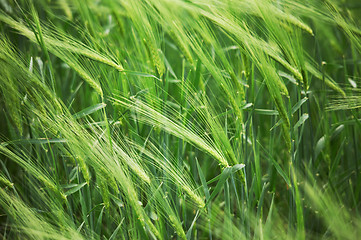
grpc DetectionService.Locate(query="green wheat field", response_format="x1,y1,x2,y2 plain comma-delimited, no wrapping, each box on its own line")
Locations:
1,0,361,239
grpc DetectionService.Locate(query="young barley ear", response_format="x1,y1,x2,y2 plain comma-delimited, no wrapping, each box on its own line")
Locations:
75,156,90,184
228,92,244,126
275,96,291,152
182,185,205,209
38,175,67,201
0,14,123,73
0,174,14,188
276,76,289,97
261,61,291,151
97,173,110,210
276,57,303,82
168,215,187,240
58,0,73,21
2,79,23,135
22,68,63,113
229,71,245,102
305,62,346,97
126,182,161,239
281,123,291,152
169,30,194,65
7,99,23,135
84,51,124,72
144,36,165,76
64,59,103,98
27,91,47,115
99,166,119,194
274,9,313,36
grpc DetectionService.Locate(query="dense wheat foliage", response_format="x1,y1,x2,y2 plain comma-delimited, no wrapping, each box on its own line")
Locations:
1,0,361,239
